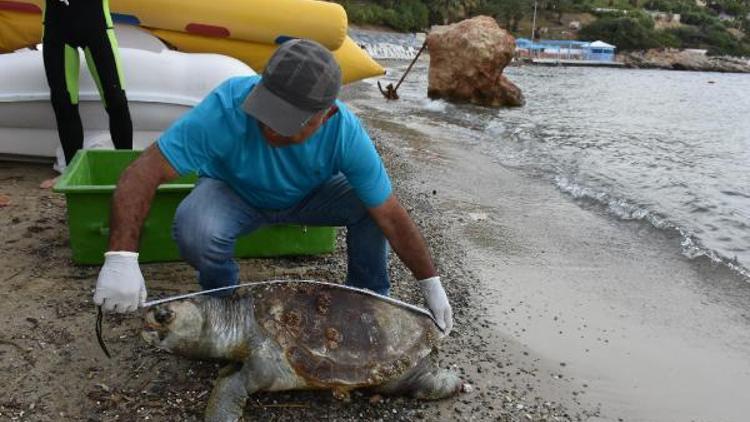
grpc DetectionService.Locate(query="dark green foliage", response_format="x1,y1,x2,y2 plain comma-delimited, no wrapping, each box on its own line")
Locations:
680,11,724,27
338,0,430,31
652,28,682,47
711,0,750,16
630,10,656,29
668,24,750,55
578,17,661,50
335,0,750,57
479,0,533,31
642,0,698,14
386,0,431,31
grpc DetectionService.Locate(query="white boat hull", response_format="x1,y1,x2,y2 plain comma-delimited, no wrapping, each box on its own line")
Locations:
0,101,191,165
0,25,255,169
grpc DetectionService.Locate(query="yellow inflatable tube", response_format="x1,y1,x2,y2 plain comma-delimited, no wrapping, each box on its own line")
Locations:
0,10,40,52
17,0,347,50
153,29,384,84
0,9,384,83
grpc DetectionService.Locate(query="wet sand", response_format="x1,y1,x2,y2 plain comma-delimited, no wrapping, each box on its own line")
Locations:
353,100,750,422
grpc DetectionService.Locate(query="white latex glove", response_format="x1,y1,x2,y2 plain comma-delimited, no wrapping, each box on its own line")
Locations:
94,251,147,313
419,276,453,335
58,0,69,5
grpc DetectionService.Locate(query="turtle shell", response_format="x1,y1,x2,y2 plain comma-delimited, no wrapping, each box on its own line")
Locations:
248,282,441,388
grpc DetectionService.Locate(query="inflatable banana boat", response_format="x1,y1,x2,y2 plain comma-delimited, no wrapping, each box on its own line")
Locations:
0,0,384,83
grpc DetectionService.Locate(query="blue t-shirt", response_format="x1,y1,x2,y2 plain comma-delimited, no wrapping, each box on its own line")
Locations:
157,76,392,210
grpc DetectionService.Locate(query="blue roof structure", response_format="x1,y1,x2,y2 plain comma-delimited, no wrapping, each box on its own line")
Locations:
515,38,617,62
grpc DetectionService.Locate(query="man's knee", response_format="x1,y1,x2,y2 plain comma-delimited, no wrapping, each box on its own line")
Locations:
174,225,234,268
173,204,231,266
346,277,390,296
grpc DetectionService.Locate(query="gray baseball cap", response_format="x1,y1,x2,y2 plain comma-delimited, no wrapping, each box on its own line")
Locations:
243,39,342,137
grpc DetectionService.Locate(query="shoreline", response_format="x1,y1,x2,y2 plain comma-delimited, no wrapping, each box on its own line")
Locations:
348,27,750,74
343,74,750,421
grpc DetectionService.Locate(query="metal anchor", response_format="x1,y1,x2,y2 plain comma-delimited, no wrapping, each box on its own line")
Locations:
378,41,427,100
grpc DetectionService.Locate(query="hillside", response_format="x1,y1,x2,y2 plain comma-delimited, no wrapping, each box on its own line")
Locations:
333,0,750,56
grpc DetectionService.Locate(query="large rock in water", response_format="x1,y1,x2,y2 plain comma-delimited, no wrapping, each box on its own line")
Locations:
426,16,524,107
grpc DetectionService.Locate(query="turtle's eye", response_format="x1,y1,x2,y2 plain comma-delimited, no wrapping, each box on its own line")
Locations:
154,307,175,325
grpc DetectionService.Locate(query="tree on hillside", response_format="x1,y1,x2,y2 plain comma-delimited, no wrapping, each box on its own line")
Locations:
578,17,661,50
425,0,481,24
546,0,572,23
482,0,533,31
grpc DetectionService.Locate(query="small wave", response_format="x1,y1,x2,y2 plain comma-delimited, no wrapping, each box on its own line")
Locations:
419,98,448,113
352,41,421,60
555,176,668,228
720,189,750,199
554,175,750,280
349,30,422,60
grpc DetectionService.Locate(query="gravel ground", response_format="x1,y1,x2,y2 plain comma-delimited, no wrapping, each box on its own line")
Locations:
0,109,597,421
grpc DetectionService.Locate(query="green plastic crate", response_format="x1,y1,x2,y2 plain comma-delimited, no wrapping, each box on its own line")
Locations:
53,150,336,264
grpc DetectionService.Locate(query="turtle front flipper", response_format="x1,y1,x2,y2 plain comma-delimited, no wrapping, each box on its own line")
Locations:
375,359,463,400
205,339,304,421
205,363,252,422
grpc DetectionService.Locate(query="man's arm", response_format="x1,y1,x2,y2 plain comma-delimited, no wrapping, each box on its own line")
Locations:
368,195,453,334
108,144,179,251
367,195,436,280
93,144,178,313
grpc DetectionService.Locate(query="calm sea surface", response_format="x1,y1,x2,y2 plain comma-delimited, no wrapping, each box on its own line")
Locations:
348,60,750,279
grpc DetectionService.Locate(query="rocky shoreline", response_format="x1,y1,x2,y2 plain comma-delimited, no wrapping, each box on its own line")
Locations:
619,49,750,73
351,26,750,74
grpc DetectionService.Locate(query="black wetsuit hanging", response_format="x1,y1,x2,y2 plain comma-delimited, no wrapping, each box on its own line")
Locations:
43,0,132,165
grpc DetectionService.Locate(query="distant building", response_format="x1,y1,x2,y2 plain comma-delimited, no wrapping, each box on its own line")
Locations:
515,38,617,62
583,41,616,61
592,7,629,14
646,10,681,23
685,48,708,55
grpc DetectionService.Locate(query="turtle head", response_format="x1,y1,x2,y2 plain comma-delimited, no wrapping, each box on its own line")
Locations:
142,299,209,358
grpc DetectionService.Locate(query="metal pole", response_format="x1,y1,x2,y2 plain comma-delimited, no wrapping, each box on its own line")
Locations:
393,41,427,92
531,0,538,41
377,40,427,100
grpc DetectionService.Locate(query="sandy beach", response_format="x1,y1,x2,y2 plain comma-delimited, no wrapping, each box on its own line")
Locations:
1,74,750,421
342,71,750,422
365,117,750,422
0,85,595,420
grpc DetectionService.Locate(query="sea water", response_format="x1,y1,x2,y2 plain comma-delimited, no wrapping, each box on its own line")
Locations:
347,58,750,281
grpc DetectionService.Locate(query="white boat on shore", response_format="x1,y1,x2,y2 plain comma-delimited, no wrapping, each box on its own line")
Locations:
0,24,255,170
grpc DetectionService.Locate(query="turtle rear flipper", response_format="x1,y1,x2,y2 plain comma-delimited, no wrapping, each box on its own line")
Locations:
375,359,463,400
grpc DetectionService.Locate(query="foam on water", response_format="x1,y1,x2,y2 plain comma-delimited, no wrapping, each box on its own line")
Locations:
359,43,421,60
554,175,750,279
344,49,750,281
419,98,448,113
349,30,422,60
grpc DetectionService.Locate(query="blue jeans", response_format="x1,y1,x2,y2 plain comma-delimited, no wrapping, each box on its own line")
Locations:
172,175,390,295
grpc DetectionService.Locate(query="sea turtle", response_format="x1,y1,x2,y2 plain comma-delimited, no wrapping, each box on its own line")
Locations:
141,280,464,421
